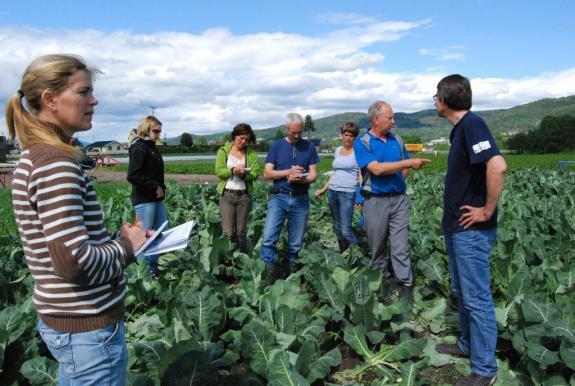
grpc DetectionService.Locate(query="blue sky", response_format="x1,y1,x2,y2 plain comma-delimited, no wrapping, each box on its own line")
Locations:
1,0,574,141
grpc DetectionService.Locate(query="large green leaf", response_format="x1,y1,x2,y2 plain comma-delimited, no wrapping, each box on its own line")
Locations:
560,340,575,370
0,304,27,347
306,347,342,383
548,318,575,342
267,278,310,312
494,358,530,385
350,296,377,332
241,320,275,375
276,332,297,350
274,305,297,334
311,273,346,314
157,338,204,378
380,339,427,362
128,313,165,340
187,286,223,341
423,339,454,367
298,317,327,340
521,300,559,324
399,360,426,386
229,304,258,324
526,342,560,369
19,357,58,385
507,265,531,301
417,256,447,284
267,351,310,386
331,267,351,292
239,256,266,304
348,274,372,306
343,324,375,360
294,339,316,376
556,267,575,294
375,300,411,322
172,318,193,343
259,293,276,326
421,298,447,321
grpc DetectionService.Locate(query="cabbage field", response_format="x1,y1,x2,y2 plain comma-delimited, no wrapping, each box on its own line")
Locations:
0,169,574,385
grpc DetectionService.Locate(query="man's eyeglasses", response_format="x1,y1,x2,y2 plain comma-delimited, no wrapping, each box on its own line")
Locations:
292,144,296,159
433,94,438,101
152,129,162,134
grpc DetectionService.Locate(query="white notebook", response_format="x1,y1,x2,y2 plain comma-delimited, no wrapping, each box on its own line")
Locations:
135,220,168,256
142,220,196,256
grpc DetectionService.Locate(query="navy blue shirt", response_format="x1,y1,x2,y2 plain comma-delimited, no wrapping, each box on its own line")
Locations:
354,130,410,194
265,138,319,193
443,111,501,233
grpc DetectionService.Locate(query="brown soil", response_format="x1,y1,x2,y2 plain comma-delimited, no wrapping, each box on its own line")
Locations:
91,169,219,185
419,364,463,384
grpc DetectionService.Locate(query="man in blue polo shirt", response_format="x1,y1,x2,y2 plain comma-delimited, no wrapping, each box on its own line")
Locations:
433,75,507,386
354,100,430,300
260,113,319,283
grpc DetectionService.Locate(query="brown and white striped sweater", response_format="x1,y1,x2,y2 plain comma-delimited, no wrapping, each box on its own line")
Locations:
11,143,134,333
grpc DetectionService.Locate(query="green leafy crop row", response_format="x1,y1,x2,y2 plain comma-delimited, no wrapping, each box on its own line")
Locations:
0,169,574,385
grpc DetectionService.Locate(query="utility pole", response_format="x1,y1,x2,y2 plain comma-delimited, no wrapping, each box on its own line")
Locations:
149,105,159,116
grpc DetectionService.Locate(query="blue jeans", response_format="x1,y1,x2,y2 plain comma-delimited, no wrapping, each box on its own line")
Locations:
38,319,128,385
134,201,168,274
260,193,310,265
327,189,358,245
444,229,498,377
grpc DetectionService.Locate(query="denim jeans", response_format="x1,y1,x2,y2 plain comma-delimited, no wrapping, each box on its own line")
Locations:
444,229,498,377
134,201,168,274
327,189,358,245
260,193,310,265
38,319,128,386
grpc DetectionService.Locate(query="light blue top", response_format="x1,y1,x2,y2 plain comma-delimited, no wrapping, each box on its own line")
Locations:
329,146,359,193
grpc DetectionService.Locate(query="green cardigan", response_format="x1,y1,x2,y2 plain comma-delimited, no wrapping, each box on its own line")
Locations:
215,143,262,195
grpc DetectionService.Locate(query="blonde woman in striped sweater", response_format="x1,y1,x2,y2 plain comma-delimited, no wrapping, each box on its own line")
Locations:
6,54,149,385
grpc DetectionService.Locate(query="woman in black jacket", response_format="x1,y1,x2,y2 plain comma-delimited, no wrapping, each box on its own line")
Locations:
127,116,167,277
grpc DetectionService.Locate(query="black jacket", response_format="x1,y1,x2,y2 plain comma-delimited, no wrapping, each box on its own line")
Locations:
127,139,165,205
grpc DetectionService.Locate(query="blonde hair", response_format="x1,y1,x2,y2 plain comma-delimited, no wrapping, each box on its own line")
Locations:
136,116,162,138
5,54,100,154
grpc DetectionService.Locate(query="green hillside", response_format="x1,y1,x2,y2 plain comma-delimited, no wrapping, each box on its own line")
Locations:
167,95,575,143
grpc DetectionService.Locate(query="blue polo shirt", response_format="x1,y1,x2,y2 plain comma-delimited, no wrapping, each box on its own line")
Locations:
443,111,501,233
354,130,409,194
265,138,319,193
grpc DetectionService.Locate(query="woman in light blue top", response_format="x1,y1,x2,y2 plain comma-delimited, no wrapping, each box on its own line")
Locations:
315,122,360,252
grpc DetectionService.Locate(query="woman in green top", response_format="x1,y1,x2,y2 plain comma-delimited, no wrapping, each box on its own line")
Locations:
215,123,261,252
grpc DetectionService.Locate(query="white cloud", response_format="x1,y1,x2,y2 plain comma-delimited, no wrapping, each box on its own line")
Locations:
0,20,574,142
317,12,378,25
419,45,468,61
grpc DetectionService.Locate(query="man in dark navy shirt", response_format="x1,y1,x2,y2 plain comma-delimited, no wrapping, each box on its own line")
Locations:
260,113,319,283
433,74,507,386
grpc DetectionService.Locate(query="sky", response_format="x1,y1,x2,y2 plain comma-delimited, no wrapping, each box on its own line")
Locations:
0,0,574,142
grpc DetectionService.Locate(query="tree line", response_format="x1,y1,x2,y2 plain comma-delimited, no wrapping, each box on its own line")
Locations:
507,115,575,153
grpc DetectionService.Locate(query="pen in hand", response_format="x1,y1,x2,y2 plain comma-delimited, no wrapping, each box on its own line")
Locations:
131,214,141,227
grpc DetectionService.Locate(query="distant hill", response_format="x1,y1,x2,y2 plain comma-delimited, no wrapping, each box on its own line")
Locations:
164,95,575,143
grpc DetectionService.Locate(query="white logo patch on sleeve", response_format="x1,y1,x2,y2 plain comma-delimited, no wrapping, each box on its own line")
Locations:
472,141,491,154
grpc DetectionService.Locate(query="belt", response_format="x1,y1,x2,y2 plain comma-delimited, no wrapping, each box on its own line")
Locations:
271,188,308,197
223,188,248,195
360,190,404,198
